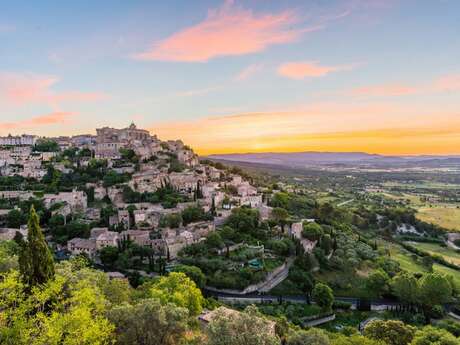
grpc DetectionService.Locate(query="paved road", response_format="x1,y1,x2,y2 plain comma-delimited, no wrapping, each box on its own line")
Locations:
337,199,355,207
204,290,400,309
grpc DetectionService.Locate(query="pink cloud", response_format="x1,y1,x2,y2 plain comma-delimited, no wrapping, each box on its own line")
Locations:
235,63,264,81
434,74,460,92
277,61,353,79
0,72,107,108
350,74,460,97
352,83,418,97
133,2,319,62
0,112,75,131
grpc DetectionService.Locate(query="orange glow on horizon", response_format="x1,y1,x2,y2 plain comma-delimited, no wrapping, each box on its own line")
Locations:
150,106,460,156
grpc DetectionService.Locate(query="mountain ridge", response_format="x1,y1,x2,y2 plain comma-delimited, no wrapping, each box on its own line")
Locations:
206,152,460,167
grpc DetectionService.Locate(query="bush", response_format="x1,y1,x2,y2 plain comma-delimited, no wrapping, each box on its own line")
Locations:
431,304,445,319
332,300,352,310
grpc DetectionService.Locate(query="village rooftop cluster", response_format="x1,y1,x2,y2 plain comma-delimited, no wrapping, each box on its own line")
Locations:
0,123,278,267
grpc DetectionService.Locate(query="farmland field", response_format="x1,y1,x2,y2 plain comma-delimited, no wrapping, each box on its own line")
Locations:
386,241,460,288
416,206,460,231
407,242,460,266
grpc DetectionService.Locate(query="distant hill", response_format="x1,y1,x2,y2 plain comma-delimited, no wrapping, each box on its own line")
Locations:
206,152,460,168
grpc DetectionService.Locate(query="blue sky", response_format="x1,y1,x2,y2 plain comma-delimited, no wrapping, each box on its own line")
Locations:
1,0,460,154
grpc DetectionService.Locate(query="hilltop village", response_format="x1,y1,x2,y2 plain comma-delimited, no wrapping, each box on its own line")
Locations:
0,124,278,271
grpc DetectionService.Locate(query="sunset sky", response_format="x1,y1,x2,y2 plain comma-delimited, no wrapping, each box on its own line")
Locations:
1,0,460,155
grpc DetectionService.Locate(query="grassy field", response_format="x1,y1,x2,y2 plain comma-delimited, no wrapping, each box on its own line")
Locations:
382,181,460,190
379,192,425,206
416,206,460,231
385,241,460,288
407,242,460,266
435,264,460,287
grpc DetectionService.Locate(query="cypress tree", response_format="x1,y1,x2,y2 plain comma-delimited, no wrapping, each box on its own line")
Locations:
19,206,55,286
211,197,216,216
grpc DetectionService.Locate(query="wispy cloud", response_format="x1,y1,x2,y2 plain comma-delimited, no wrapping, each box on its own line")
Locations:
0,72,108,110
133,1,321,62
0,112,75,131
235,63,264,81
277,61,355,80
350,73,460,97
175,86,220,97
351,83,418,97
433,74,460,92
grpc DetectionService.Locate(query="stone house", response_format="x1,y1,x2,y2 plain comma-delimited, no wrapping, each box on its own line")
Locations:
93,229,119,249
130,170,164,193
43,189,87,212
0,228,27,241
240,195,263,208
237,182,257,197
67,238,97,258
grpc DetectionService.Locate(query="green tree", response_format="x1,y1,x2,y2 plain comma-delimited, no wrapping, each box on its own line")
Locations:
421,256,434,272
290,268,315,303
320,234,333,255
102,277,132,305
205,232,225,249
411,326,459,345
391,272,419,305
0,266,114,345
6,209,25,228
159,213,182,228
302,222,323,241
0,241,19,272
150,272,204,316
271,207,289,225
107,298,188,345
99,246,119,268
181,205,206,225
418,273,452,308
33,138,60,152
225,207,260,233
173,265,206,289
287,328,330,345
207,305,280,345
18,206,54,286
366,269,390,298
312,282,334,312
270,192,289,209
103,170,128,188
364,320,416,345
332,334,384,345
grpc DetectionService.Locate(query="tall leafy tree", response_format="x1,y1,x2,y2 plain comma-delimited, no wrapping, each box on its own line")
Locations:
364,320,415,345
150,272,204,316
207,305,280,345
418,273,452,307
108,299,188,345
312,283,334,312
366,269,390,298
391,272,419,306
19,206,54,286
411,326,459,345
0,266,114,345
418,273,453,320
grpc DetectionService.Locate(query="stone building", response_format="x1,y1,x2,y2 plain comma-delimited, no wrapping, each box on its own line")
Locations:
0,134,37,146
